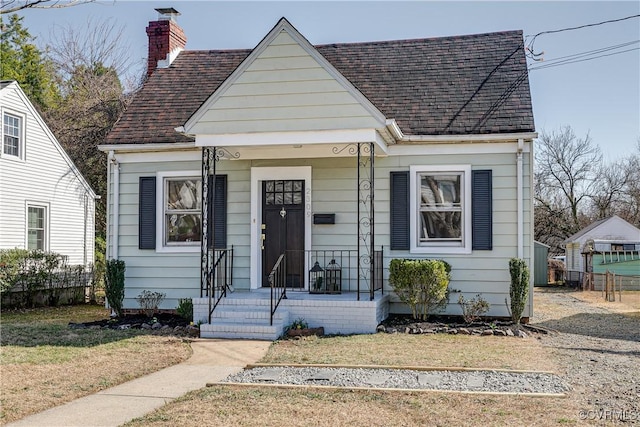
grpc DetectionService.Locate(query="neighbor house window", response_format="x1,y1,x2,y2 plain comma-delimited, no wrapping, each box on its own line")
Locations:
410,165,472,254
3,113,22,158
27,205,47,250
164,177,202,245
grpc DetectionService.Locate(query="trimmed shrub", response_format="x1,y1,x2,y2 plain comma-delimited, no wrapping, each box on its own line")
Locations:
507,258,530,324
105,259,126,317
176,298,193,321
389,259,451,320
0,249,84,308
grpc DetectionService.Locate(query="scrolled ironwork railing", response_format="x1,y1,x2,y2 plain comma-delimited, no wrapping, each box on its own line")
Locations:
269,253,287,326
283,249,384,300
206,247,234,323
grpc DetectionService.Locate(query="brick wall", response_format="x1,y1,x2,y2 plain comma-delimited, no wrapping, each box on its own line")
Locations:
146,19,187,78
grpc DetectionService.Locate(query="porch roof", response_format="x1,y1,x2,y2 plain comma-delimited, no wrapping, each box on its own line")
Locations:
105,29,534,145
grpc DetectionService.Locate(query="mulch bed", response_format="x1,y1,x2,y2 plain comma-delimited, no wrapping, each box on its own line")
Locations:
377,314,542,337
68,313,199,337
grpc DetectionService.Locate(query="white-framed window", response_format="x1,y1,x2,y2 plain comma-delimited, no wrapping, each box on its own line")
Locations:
3,111,24,159
410,165,472,254
156,171,202,253
27,204,47,251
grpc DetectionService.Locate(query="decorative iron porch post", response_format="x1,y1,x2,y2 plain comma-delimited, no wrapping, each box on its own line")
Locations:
356,142,375,301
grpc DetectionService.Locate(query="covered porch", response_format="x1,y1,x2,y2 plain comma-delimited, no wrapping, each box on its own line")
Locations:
196,140,387,339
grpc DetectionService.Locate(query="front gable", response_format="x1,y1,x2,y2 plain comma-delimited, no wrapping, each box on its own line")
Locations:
184,18,387,141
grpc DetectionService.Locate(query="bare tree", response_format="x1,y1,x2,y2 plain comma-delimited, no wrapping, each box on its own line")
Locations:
46,17,141,92
43,17,141,237
588,159,629,219
1,0,93,14
535,126,602,233
617,141,640,226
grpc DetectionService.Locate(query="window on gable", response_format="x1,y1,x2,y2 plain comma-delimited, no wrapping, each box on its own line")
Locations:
410,165,472,254
3,113,22,158
164,177,202,245
27,205,47,250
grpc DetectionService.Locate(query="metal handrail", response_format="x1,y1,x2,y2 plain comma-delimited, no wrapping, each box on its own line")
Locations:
269,253,287,325
207,247,233,323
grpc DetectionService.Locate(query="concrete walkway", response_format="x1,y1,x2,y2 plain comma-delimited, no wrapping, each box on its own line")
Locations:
7,339,271,427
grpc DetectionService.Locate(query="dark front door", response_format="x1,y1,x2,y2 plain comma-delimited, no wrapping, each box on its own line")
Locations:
262,180,305,288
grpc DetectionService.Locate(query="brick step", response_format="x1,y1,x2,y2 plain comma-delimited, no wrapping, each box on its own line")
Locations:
200,318,286,340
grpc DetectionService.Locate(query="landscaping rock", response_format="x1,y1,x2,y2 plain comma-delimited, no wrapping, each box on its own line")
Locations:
514,329,527,338
375,314,541,338
186,325,200,338
151,322,162,330
141,323,152,329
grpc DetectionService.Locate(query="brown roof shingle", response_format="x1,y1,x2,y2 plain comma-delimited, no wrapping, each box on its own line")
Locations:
105,30,534,145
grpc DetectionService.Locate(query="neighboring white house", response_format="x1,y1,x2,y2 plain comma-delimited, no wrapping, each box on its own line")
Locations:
564,215,640,282
99,10,536,339
0,81,96,266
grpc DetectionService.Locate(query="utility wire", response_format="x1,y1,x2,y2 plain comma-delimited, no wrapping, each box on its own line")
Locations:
526,14,640,59
530,47,640,71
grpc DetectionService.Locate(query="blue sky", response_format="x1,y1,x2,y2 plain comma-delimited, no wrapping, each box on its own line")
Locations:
17,1,640,160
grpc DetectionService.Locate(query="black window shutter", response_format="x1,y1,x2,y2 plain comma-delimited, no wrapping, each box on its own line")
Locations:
472,169,493,250
390,171,410,250
207,175,227,249
138,177,156,249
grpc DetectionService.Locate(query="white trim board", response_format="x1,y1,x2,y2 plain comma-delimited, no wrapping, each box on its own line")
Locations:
250,166,312,289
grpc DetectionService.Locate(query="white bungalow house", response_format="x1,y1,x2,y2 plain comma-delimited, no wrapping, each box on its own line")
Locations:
99,9,536,339
0,81,96,266
564,215,640,286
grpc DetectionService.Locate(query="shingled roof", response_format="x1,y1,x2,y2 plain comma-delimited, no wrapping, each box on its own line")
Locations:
105,30,534,145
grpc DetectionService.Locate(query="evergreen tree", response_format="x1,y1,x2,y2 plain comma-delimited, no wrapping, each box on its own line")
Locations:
0,14,59,111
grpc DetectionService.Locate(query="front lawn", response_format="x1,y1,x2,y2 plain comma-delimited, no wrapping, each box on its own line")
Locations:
0,305,192,424
125,333,580,427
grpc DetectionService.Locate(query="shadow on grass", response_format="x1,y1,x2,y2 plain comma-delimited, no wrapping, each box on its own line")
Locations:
0,323,151,348
536,312,640,343
552,345,640,358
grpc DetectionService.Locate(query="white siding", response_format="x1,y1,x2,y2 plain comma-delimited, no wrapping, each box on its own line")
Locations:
189,30,382,135
113,147,533,317
0,83,95,266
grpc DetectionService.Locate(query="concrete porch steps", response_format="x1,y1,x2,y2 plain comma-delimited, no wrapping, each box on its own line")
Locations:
199,299,289,340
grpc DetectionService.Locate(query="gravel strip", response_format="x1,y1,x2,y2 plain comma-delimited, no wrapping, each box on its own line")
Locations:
223,366,570,394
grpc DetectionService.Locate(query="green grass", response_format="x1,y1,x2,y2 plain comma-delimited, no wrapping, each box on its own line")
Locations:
1,304,192,424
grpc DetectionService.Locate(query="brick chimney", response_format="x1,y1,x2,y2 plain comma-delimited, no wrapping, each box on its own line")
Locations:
146,8,187,78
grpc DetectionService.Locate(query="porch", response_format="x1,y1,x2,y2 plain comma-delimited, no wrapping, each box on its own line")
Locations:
196,247,387,340
198,142,384,340
193,288,390,340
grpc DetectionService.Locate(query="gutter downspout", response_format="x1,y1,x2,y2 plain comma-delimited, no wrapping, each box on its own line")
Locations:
517,139,524,259
108,151,119,260
83,193,88,267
